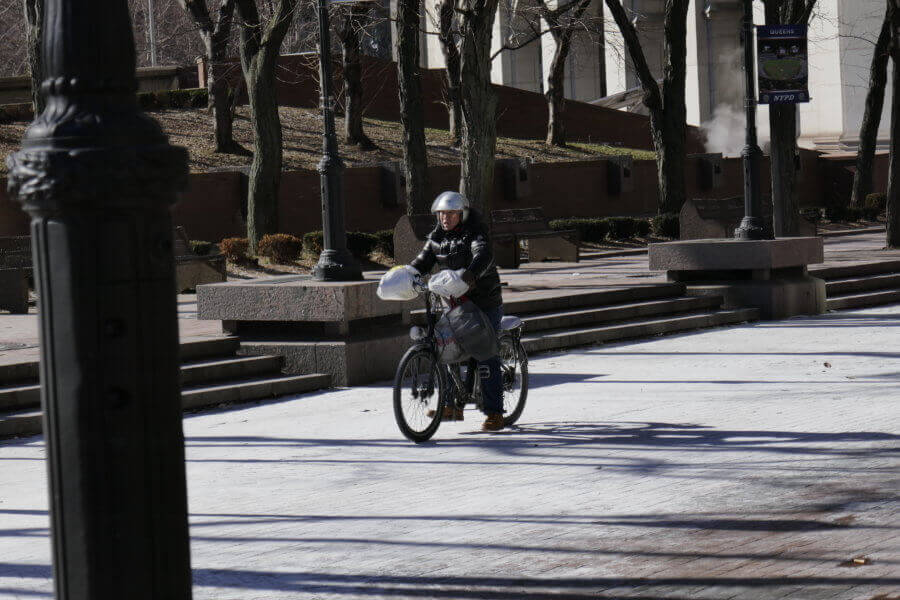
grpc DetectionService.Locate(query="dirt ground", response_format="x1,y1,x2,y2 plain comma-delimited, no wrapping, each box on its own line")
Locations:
0,106,654,176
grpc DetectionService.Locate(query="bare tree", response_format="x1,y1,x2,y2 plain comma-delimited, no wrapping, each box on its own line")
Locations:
536,0,593,146
178,0,247,154
457,0,502,214
234,0,298,252
436,0,462,146
397,0,430,214
763,0,816,236
851,5,892,208
23,0,43,113
337,1,377,149
886,0,900,247
129,0,207,68
604,0,689,215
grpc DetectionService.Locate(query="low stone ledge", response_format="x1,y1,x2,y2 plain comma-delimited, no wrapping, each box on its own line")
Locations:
197,275,406,324
649,237,824,272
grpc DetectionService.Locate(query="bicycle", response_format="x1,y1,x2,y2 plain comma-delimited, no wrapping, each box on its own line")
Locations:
393,277,528,443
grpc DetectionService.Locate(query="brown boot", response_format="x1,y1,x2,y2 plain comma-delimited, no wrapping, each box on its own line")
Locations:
427,406,464,421
482,413,505,431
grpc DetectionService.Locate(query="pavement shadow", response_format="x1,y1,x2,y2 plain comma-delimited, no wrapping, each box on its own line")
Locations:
184,421,900,463
1,562,898,599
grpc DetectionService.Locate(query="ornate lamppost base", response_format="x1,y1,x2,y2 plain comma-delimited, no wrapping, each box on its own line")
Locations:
312,249,364,281
734,216,767,240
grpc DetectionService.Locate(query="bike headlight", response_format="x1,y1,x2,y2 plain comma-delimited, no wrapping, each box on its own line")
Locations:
409,326,426,341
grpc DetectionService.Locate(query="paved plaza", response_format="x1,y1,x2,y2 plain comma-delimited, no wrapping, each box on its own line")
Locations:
1,299,898,599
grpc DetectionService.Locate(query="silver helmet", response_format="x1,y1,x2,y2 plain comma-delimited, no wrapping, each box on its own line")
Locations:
430,191,470,222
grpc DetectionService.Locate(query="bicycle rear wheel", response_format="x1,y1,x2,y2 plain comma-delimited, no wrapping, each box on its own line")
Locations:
393,346,445,442
499,337,528,427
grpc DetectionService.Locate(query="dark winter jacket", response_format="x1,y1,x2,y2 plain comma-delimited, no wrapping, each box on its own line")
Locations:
410,210,503,310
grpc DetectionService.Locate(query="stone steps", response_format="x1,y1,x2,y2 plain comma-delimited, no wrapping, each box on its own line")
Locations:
826,273,900,296
180,373,331,411
811,259,900,281
519,295,723,333
0,373,331,438
826,288,900,311
180,355,283,387
522,307,761,354
410,282,687,326
0,336,332,439
814,260,900,312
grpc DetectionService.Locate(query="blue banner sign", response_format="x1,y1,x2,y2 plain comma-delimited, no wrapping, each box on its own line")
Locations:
757,24,809,104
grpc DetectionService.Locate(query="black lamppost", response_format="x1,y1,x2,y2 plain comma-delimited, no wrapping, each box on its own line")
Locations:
312,0,364,281
734,0,768,240
6,0,193,597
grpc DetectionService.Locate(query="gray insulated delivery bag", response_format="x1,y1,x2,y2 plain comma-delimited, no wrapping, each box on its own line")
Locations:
445,300,499,361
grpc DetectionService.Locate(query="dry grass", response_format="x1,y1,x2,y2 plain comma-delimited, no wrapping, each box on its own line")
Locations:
0,105,655,176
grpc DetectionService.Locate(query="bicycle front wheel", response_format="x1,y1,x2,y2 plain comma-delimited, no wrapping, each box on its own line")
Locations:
393,346,445,443
500,337,528,427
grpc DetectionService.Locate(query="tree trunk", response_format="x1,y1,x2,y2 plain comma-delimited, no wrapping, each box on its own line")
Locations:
178,0,243,154
538,0,590,148
397,0,429,215
604,0,688,214
769,103,798,235
885,0,900,247
235,0,297,252
244,59,283,251
852,15,891,207
209,1,243,154
23,0,44,114
340,5,375,149
438,0,461,146
545,33,570,146
458,0,500,215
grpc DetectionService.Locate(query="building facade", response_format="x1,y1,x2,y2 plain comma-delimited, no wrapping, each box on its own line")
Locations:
402,0,893,153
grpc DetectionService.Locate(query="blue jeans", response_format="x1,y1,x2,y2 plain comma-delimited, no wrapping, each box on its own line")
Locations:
476,306,504,414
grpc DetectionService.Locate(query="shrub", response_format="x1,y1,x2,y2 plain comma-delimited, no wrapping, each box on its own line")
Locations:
861,206,881,221
651,213,680,239
303,230,378,259
373,229,395,258
634,219,651,237
303,231,324,255
799,207,823,224
845,207,864,222
190,240,216,256
549,218,608,243
347,231,378,258
219,237,249,262
824,205,847,222
258,233,303,264
606,216,637,240
136,88,208,111
865,192,886,214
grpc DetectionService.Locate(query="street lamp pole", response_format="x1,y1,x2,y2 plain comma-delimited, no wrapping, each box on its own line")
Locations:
6,0,192,596
734,0,768,240
312,0,363,281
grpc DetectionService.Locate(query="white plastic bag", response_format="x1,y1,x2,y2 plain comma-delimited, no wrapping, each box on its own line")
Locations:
428,269,470,299
377,265,421,301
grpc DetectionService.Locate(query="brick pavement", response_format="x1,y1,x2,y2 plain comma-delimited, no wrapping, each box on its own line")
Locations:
1,301,898,599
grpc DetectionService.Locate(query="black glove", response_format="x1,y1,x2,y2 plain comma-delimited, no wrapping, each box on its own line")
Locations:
461,269,476,292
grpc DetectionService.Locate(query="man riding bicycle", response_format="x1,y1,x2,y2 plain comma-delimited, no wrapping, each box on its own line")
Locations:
409,191,506,431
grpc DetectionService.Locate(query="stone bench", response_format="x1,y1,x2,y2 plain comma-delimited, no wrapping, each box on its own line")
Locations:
0,230,225,312
492,207,579,269
172,226,226,292
0,236,33,314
